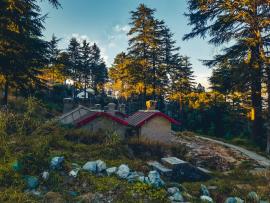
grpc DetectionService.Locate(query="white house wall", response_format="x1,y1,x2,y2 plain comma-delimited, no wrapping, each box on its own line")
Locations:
140,117,173,143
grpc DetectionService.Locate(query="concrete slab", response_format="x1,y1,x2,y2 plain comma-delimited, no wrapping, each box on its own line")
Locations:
161,157,187,168
147,161,172,176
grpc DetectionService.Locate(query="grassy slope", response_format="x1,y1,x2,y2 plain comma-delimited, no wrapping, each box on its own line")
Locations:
0,99,269,202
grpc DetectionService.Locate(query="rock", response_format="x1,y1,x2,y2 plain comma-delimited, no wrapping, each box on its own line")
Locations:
200,195,213,203
147,161,173,176
247,192,260,203
148,170,165,188
161,157,211,182
116,164,130,179
69,163,81,178
207,186,218,190
169,192,184,202
127,172,140,183
167,187,180,195
50,157,64,170
200,184,210,197
106,167,118,176
24,176,39,190
25,189,42,198
162,157,187,169
225,197,244,203
96,160,106,173
83,161,97,173
138,176,150,184
12,161,22,172
43,192,65,203
42,171,49,180
68,191,79,197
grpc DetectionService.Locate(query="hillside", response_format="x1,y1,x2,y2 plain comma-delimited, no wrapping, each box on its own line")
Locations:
0,98,269,203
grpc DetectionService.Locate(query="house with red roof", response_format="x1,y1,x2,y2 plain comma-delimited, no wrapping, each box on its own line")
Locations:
59,101,180,142
126,110,180,143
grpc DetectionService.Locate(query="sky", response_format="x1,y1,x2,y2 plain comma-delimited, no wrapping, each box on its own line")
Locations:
40,0,218,88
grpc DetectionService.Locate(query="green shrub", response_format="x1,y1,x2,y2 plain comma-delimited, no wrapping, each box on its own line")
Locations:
128,182,168,202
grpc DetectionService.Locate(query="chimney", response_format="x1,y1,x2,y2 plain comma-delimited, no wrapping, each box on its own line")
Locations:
63,98,74,113
146,100,157,111
107,103,116,114
119,104,126,114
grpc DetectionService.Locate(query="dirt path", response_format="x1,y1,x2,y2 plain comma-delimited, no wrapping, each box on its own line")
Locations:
198,136,270,168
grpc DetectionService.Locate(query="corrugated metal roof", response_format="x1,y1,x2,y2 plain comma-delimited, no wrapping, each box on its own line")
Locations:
126,111,180,127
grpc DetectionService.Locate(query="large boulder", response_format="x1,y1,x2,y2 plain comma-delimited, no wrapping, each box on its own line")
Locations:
161,157,211,182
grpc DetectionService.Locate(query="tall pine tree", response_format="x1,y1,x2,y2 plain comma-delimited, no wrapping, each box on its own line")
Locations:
0,0,60,105
184,0,270,145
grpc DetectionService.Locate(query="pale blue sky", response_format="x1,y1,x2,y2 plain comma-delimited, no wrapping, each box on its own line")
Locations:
40,0,217,87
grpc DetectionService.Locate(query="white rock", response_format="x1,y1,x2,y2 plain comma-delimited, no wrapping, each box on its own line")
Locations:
116,164,130,179
96,160,106,172
42,171,49,180
200,195,214,203
83,161,97,173
167,187,180,195
106,167,118,176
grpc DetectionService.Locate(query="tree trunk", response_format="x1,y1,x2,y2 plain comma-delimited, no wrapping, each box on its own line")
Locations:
266,65,270,153
84,77,87,102
250,46,263,146
3,80,9,106
143,86,147,109
152,53,156,100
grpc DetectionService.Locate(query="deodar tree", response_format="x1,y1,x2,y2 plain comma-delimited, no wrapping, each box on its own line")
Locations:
0,0,61,105
184,0,270,146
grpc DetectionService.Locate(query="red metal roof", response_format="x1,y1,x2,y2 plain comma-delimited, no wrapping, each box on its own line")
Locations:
126,111,180,127
76,112,129,127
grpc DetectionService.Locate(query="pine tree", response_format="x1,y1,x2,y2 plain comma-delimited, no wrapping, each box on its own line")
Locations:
128,4,157,104
184,0,270,144
0,0,60,105
67,37,81,98
265,41,270,153
90,43,108,95
47,34,61,84
180,56,195,93
80,40,92,99
109,52,134,98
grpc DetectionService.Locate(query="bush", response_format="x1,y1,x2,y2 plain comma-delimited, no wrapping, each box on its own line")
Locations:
65,129,106,145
